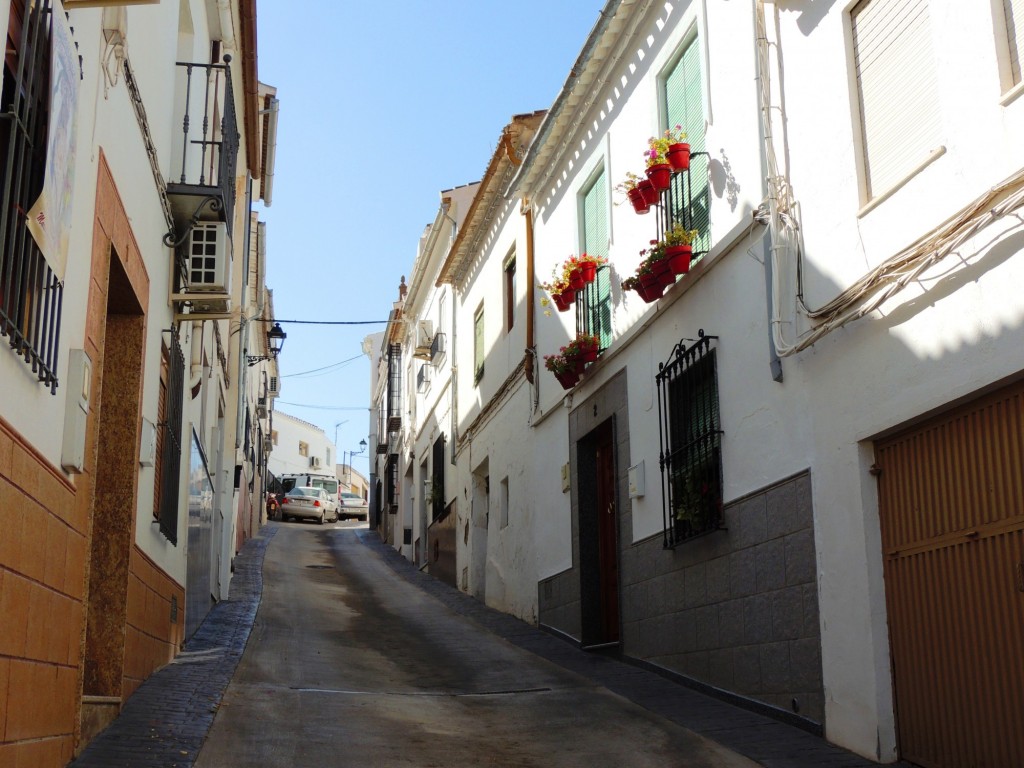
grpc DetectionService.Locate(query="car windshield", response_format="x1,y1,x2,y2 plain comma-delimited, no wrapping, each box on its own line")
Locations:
341,493,361,500
288,487,319,497
313,478,339,495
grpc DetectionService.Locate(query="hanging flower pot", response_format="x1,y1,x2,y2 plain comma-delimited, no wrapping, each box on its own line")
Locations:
553,288,573,312
554,369,579,390
666,244,692,275
627,187,649,214
638,179,659,206
667,142,691,172
569,268,585,291
656,262,676,288
580,261,597,284
645,162,672,192
636,281,666,303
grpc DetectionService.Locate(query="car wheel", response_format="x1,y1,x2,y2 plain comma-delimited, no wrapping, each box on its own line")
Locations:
317,512,324,525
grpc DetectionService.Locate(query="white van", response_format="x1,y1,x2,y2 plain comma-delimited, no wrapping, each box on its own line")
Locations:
279,473,340,521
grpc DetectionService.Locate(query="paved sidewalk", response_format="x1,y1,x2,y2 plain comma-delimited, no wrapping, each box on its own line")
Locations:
72,528,276,768
73,526,903,767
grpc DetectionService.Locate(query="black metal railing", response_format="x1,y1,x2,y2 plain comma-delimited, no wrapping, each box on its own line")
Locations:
575,265,612,353
0,0,62,394
656,329,724,548
166,58,239,269
387,343,402,433
656,151,710,262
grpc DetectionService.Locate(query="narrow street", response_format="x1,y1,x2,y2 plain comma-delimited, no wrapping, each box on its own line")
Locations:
193,522,755,768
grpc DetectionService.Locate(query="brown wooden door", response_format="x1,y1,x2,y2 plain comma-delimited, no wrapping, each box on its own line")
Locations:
875,380,1024,768
596,422,619,643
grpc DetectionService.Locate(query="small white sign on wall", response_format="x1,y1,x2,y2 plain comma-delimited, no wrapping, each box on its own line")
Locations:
628,460,645,498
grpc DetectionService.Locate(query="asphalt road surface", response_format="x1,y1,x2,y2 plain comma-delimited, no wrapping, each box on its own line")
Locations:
194,521,758,767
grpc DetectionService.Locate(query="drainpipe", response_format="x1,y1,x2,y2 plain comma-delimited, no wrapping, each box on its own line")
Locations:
523,199,536,387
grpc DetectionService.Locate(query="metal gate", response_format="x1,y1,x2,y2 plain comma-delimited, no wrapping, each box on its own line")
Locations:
875,380,1024,768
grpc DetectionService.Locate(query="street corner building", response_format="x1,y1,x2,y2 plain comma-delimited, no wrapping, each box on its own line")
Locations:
366,2,1024,767
0,0,283,764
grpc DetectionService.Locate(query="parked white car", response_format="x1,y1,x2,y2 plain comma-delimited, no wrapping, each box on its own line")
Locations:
279,486,336,525
338,492,368,521
280,473,339,522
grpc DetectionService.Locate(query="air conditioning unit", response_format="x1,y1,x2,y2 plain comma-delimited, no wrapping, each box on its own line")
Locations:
262,437,273,454
256,397,267,419
186,222,231,293
310,456,321,469
268,376,279,396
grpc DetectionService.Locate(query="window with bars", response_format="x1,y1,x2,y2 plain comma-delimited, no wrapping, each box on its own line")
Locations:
431,434,446,521
656,331,723,547
156,328,185,545
661,31,710,259
0,0,63,393
578,166,611,350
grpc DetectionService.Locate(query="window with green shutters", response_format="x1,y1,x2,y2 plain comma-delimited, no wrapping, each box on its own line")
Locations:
662,34,710,257
578,167,612,350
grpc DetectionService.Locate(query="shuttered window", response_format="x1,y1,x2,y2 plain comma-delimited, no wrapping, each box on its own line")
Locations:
1004,0,1024,86
579,167,611,350
473,305,484,384
663,34,709,254
852,0,942,200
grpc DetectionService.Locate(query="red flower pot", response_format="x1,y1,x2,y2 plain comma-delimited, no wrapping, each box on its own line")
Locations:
667,142,691,171
646,163,672,191
627,187,649,214
554,370,579,390
657,264,677,288
569,268,585,291
553,289,573,312
636,281,666,303
580,261,597,283
639,271,660,290
666,244,692,275
638,179,659,206
579,345,597,363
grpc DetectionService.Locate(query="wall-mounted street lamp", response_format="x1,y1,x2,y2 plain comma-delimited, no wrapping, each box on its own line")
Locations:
344,439,368,484
247,322,287,367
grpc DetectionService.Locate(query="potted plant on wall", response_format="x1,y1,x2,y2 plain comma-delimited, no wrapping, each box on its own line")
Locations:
616,172,649,214
664,125,690,171
662,223,699,275
577,253,608,284
539,267,574,313
544,350,579,390
645,135,673,191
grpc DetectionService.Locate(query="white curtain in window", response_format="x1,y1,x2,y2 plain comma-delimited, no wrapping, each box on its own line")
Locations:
1005,0,1024,85
853,0,942,199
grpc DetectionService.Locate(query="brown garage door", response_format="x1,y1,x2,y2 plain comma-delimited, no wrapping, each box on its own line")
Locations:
875,380,1024,768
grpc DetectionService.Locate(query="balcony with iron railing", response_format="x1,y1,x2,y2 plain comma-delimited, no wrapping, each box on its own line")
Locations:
163,57,239,282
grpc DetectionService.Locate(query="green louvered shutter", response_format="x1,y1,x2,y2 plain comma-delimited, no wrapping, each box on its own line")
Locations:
581,169,612,349
664,38,709,256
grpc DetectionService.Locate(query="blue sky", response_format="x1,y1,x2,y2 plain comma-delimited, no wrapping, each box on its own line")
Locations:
256,1,606,473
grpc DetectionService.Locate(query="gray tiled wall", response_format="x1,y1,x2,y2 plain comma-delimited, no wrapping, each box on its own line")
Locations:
541,469,823,724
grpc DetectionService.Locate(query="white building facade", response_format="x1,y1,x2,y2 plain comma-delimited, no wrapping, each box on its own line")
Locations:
374,2,1024,766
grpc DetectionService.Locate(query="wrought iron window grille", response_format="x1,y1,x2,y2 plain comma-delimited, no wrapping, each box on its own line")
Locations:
0,0,62,394
656,329,724,548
